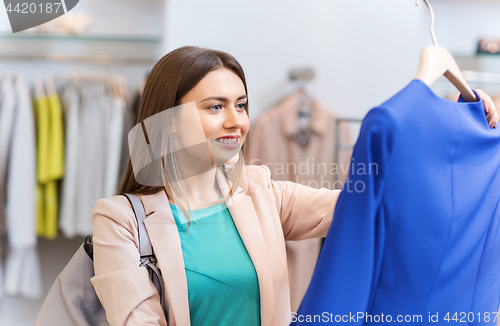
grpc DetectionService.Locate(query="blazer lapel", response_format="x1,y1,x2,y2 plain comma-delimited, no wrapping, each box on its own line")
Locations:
141,191,191,326
217,171,276,326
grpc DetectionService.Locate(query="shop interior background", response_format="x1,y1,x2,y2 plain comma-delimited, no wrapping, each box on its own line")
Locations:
0,0,499,325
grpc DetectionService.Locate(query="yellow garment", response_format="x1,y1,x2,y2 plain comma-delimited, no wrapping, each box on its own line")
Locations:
36,97,50,183
44,182,58,239
35,94,65,239
47,94,64,179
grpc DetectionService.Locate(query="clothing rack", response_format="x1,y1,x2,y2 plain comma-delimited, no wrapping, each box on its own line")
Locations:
437,70,500,85
462,70,500,85
0,53,156,65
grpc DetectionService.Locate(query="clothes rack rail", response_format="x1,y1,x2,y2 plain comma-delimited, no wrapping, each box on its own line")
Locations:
0,53,156,65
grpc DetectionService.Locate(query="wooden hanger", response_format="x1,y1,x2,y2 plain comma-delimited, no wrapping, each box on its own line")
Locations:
414,0,477,102
297,88,313,131
117,74,128,99
34,74,46,99
45,74,56,96
290,67,315,125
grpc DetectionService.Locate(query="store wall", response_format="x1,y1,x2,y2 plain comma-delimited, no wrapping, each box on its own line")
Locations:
430,0,500,56
163,0,424,120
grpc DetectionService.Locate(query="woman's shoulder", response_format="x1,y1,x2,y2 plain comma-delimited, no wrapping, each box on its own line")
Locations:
92,194,137,231
244,164,271,180
244,164,272,189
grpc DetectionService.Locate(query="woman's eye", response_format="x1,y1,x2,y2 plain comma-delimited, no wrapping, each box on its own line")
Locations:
236,102,246,110
209,104,223,112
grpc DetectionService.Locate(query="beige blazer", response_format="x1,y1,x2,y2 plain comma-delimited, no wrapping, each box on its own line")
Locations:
91,164,340,326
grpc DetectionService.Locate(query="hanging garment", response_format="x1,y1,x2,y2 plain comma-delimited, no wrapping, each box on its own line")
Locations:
118,90,139,183
35,96,50,183
35,95,50,237
102,95,125,198
41,182,59,239
3,76,41,298
60,82,123,237
247,90,351,312
76,84,109,236
4,247,42,298
292,80,500,325
60,86,81,237
47,93,65,180
0,76,16,297
35,91,65,239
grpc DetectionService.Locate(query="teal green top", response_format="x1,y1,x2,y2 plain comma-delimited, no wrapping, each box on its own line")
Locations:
170,201,261,326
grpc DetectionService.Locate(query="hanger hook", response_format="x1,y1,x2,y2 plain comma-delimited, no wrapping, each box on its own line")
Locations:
416,0,438,46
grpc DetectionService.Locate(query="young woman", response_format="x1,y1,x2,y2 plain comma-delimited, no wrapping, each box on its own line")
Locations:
90,46,499,326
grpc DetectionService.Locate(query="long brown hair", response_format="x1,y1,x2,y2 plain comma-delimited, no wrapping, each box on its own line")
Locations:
117,46,250,203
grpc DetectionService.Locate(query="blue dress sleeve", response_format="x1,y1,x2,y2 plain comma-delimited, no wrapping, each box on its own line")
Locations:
291,107,398,325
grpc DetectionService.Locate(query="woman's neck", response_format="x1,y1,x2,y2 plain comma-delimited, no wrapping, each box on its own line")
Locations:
169,167,222,208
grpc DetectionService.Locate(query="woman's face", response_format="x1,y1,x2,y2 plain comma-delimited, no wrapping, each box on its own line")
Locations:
179,67,249,166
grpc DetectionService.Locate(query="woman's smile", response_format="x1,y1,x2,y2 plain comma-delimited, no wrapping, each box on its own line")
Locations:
214,135,240,149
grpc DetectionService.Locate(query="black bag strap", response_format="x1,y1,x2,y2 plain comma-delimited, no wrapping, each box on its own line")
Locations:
120,193,168,319
84,235,93,260
121,193,154,257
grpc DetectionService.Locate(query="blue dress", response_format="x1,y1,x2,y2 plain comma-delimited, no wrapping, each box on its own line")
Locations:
170,201,261,326
292,80,500,325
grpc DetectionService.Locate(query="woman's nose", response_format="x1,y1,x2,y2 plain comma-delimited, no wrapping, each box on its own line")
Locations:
223,106,243,129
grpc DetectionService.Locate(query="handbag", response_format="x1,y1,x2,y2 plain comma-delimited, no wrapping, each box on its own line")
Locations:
33,193,167,326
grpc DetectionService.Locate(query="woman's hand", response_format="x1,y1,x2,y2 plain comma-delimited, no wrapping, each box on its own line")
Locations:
454,89,499,128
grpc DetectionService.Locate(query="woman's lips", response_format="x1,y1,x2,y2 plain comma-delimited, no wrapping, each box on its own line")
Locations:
214,136,240,149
